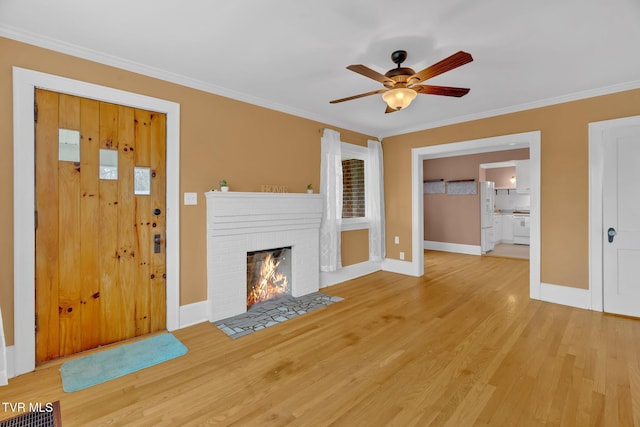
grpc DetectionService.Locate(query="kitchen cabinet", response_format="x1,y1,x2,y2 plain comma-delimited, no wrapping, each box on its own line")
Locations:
502,214,514,243
516,160,530,193
492,214,502,243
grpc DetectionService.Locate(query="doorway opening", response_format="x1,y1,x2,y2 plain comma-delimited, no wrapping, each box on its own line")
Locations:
410,131,541,300
480,160,531,260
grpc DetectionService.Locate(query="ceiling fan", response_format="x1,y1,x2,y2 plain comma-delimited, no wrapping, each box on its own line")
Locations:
330,50,473,113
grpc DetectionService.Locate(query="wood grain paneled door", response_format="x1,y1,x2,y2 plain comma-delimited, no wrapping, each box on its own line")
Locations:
35,89,167,363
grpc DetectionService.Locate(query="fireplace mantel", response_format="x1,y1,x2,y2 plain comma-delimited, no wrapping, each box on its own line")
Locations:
205,191,323,321
206,191,323,236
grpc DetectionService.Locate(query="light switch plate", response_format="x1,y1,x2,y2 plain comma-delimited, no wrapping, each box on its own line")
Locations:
394,236,400,244
184,192,198,205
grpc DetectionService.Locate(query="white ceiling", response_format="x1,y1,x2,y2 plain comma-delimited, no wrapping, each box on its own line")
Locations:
1,0,639,138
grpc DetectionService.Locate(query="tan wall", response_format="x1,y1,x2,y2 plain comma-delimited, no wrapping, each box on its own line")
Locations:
341,229,370,267
423,149,528,244
0,37,372,345
485,167,517,189
384,88,640,289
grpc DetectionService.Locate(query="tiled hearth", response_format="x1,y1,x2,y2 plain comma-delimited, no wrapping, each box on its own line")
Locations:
205,192,323,322
214,292,343,339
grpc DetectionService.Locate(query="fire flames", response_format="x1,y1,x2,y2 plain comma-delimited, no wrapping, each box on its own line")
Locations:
247,252,290,307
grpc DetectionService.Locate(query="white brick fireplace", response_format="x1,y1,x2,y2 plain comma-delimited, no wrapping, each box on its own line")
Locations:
205,192,323,322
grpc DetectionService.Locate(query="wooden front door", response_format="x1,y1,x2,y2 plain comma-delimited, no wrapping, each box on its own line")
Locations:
35,89,167,363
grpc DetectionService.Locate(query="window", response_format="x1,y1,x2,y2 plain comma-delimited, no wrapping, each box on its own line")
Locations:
341,143,368,230
342,158,365,218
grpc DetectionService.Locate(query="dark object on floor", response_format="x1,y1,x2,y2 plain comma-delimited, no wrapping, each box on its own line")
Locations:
0,401,61,427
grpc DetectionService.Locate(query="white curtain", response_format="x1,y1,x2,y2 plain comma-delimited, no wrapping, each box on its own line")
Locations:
367,140,386,262
319,129,343,272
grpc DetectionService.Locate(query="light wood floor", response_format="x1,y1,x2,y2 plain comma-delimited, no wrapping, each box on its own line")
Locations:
2,251,639,426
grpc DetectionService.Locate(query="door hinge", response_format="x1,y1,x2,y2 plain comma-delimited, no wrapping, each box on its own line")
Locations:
35,210,38,230
35,313,38,333
34,101,38,123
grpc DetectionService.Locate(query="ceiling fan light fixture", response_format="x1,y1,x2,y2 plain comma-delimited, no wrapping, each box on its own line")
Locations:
382,87,417,110
382,87,418,110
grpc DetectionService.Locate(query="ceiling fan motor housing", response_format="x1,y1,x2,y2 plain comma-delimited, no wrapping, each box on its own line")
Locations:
385,50,415,86
385,67,416,85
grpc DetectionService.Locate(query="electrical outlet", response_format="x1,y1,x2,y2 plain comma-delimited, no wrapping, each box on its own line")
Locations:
394,236,400,244
399,251,405,260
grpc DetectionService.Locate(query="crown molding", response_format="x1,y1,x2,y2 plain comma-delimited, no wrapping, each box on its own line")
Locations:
0,25,375,136
2,24,639,141
380,79,640,139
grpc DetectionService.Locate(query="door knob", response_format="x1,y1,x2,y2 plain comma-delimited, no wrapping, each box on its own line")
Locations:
153,208,161,216
607,227,617,243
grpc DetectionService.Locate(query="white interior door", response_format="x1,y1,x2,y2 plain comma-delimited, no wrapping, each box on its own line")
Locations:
602,124,640,317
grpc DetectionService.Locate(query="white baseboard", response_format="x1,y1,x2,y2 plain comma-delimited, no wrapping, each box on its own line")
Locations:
423,240,482,256
540,282,591,310
381,258,417,276
179,301,209,329
320,260,382,288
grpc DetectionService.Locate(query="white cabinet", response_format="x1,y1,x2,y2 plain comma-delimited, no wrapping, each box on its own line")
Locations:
492,214,502,243
502,214,514,243
516,160,530,193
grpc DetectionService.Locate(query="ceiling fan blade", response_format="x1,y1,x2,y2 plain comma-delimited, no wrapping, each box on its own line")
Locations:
347,64,396,88
330,89,386,104
414,85,470,97
408,51,473,85
385,105,399,114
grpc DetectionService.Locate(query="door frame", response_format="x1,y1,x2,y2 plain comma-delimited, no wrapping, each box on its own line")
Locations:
408,131,541,299
588,115,640,312
13,67,181,376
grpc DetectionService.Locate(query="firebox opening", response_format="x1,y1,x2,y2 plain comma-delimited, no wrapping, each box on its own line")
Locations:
247,246,292,309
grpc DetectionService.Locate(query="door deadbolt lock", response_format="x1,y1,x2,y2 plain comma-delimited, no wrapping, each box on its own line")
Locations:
607,227,616,243
154,234,161,253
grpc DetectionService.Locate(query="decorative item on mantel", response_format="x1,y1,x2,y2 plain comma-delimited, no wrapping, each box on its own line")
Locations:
260,185,288,193
219,179,229,192
307,184,313,194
